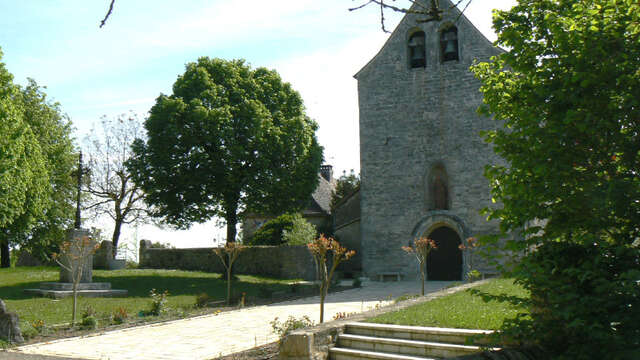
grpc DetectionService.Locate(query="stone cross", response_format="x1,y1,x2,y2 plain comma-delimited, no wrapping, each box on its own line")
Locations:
74,152,88,229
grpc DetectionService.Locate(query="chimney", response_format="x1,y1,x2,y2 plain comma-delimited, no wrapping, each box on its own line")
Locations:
320,164,333,182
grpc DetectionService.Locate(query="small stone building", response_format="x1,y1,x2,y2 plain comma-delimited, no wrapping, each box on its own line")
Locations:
356,0,504,280
242,165,336,240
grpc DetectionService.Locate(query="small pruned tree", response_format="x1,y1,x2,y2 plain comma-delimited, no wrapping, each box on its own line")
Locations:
213,242,245,305
458,236,480,281
402,237,437,296
307,235,355,323
52,236,99,326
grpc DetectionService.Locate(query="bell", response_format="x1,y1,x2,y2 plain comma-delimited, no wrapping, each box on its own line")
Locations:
412,49,424,61
443,40,456,57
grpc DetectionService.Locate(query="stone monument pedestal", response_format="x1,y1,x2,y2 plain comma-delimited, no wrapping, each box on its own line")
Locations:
24,228,128,298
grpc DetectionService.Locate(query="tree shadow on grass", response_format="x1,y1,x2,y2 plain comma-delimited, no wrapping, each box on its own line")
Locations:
1,270,302,302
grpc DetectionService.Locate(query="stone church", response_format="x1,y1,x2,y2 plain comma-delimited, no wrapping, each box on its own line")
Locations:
355,0,504,281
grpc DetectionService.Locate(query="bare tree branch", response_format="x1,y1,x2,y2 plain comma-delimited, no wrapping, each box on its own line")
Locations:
99,0,116,28
350,0,474,32
84,113,149,256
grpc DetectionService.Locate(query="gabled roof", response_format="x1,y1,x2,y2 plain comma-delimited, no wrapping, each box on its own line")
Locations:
354,0,500,79
303,174,335,216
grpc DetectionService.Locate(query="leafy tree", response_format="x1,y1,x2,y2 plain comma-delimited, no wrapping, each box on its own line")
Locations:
8,79,76,263
471,0,640,357
0,50,67,267
282,213,317,245
128,58,323,244
246,213,296,246
84,113,148,257
329,169,360,211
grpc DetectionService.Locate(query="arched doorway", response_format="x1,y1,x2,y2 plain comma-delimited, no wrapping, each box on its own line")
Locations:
426,226,462,280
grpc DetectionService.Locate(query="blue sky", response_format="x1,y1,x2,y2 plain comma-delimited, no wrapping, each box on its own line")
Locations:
0,0,515,253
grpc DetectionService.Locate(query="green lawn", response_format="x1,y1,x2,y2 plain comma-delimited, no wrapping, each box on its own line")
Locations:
368,278,530,330
0,266,307,338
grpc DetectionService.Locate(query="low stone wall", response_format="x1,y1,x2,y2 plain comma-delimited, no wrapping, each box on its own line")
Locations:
139,241,316,281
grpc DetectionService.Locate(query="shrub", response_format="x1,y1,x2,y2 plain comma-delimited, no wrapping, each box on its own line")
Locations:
82,305,96,319
195,293,211,308
112,307,128,324
149,288,170,316
246,213,297,246
333,312,356,320
148,241,174,249
352,277,362,288
500,241,640,359
270,315,315,338
283,214,317,245
81,316,97,330
31,319,46,334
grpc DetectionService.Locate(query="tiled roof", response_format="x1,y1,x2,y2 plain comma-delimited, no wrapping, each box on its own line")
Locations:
303,174,335,216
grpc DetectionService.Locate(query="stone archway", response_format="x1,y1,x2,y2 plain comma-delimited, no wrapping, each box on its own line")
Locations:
426,226,462,281
411,211,468,281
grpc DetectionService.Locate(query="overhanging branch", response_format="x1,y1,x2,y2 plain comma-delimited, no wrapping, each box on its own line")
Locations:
99,0,116,28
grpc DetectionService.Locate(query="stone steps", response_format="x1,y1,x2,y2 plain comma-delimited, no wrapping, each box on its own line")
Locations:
37,282,112,290
23,288,128,299
24,282,127,298
329,322,495,360
345,322,493,345
331,347,438,360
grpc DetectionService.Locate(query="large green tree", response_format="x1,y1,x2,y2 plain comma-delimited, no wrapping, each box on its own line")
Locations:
11,79,77,263
0,53,54,267
128,58,323,244
472,0,640,357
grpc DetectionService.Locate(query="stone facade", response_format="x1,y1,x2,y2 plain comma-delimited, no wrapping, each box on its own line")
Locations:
356,0,504,280
333,188,361,273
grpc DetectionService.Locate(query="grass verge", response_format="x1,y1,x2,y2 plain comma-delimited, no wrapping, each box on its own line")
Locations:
367,278,529,330
0,266,313,342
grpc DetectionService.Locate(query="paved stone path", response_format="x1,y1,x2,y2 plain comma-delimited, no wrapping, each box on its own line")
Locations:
11,281,454,360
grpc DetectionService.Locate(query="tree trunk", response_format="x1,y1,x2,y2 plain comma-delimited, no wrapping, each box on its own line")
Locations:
72,282,78,326
421,262,426,296
226,263,232,305
320,288,326,323
111,217,123,258
225,208,238,244
1,239,10,268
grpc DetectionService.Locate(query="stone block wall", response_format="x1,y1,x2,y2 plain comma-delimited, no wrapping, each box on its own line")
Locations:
333,190,362,274
138,240,316,281
356,1,505,279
